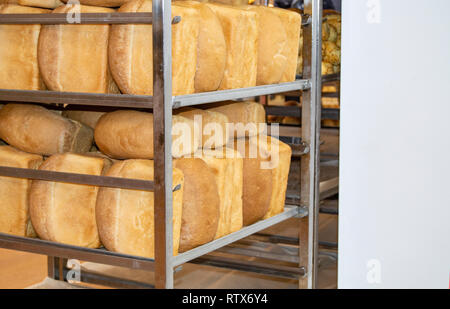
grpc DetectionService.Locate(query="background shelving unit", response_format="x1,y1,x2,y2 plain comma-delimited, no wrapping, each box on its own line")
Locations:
0,0,323,289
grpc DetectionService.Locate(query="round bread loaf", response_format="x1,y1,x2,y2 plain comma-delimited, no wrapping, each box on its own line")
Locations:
174,158,220,252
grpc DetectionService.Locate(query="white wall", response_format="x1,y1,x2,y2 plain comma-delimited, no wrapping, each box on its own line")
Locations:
339,0,450,288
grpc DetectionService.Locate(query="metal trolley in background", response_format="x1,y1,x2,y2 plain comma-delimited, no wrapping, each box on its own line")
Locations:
0,0,323,289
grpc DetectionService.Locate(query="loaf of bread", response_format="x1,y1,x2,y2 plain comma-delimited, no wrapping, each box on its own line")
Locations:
38,4,119,93
29,153,111,248
109,0,199,96
60,0,131,7
96,160,184,258
270,7,302,83
0,104,94,155
62,110,105,129
18,0,62,8
197,148,243,238
94,110,199,159
0,146,43,237
0,5,48,91
207,101,266,138
230,138,272,226
260,136,292,219
243,5,287,85
176,108,230,149
175,1,226,93
205,3,258,90
174,158,220,252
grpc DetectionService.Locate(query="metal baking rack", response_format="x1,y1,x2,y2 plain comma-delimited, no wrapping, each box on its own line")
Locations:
0,0,323,289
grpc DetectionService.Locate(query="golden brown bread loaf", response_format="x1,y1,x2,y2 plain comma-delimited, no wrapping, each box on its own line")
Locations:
61,110,105,129
207,101,266,138
205,3,258,90
270,7,302,83
260,136,292,219
0,104,94,156
176,108,230,149
174,158,220,252
109,0,199,95
18,0,62,8
60,0,132,7
197,148,243,238
0,5,48,91
243,5,287,85
38,4,119,93
96,160,184,258
0,146,43,237
230,138,272,226
94,110,199,159
175,1,226,93
29,153,111,248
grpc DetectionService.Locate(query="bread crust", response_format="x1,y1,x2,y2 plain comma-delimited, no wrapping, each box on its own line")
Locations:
174,158,220,252
96,159,184,258
0,104,93,155
29,153,110,248
0,146,43,237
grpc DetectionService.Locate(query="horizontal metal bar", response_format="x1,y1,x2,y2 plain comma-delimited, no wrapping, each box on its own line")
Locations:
0,233,155,271
250,233,299,246
172,205,304,267
265,106,339,121
0,13,179,25
0,166,155,191
190,255,305,279
322,73,340,83
319,241,338,249
0,89,153,109
216,245,300,263
73,268,155,289
172,80,311,108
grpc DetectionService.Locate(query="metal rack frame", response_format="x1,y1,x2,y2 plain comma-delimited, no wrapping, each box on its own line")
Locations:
0,0,323,289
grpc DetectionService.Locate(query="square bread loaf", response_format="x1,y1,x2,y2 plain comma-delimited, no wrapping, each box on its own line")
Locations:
0,146,43,237
175,1,226,93
243,5,288,85
94,110,200,159
38,4,119,93
0,4,49,91
0,104,94,156
205,3,258,90
207,101,266,138
18,0,62,8
197,148,243,239
270,7,302,83
174,158,220,252
176,108,230,149
108,0,200,96
29,153,111,248
96,160,184,258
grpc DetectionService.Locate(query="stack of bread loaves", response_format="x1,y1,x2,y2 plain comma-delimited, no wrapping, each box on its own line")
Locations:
0,1,296,258
0,1,301,93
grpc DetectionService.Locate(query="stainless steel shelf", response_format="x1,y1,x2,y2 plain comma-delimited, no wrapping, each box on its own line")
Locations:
0,233,155,271
0,166,155,191
172,205,307,267
0,89,154,109
172,80,311,108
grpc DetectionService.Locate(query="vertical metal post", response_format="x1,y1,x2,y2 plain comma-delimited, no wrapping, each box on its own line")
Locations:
299,0,322,289
153,0,174,289
47,256,64,280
